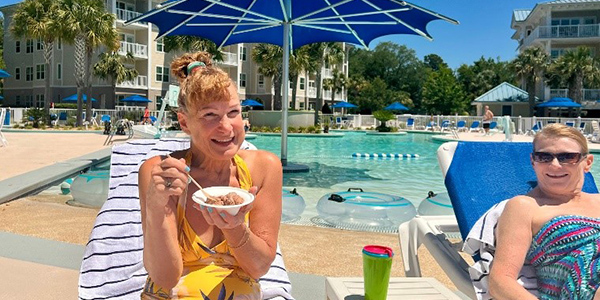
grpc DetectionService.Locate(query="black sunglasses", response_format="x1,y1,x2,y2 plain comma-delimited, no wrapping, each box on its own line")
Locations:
532,152,587,164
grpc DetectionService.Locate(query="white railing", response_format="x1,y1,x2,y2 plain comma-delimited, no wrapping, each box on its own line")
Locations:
323,68,333,78
550,89,600,102
522,24,600,48
117,75,148,88
118,41,147,59
308,87,316,98
216,52,238,66
116,9,144,23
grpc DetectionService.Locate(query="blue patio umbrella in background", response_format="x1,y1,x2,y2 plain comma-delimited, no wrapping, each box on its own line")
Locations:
536,97,582,108
121,94,152,103
384,102,409,111
127,0,458,167
63,94,97,102
0,69,10,78
241,99,264,107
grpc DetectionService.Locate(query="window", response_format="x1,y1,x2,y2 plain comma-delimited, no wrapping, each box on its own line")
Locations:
155,66,169,82
36,64,45,80
15,41,20,53
156,95,163,108
57,63,62,80
36,39,43,51
15,68,20,80
57,38,62,50
26,39,33,53
26,67,33,81
156,38,164,52
25,95,33,107
239,46,247,61
36,94,45,107
239,73,246,88
300,77,305,90
257,74,265,89
502,105,512,116
15,95,21,106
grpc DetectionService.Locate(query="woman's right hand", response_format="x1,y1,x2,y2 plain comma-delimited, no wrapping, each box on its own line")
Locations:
146,155,189,208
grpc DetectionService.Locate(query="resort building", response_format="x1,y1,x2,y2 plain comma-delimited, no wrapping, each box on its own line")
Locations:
472,82,536,117
0,1,348,111
511,0,600,116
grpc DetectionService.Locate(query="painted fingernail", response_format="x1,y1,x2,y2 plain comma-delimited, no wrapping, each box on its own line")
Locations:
220,213,226,218
185,166,190,172
207,208,213,213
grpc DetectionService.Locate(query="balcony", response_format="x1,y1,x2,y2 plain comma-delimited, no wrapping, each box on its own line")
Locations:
550,88,600,103
521,24,600,48
308,87,316,98
323,68,333,78
116,9,146,29
118,41,148,59
117,75,148,89
215,52,238,66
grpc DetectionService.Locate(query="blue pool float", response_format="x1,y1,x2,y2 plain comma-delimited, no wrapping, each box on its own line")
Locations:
70,170,110,208
417,191,454,216
60,178,74,195
282,188,306,222
316,188,417,231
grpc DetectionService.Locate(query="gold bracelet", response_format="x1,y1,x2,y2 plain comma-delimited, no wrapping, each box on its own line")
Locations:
229,226,250,249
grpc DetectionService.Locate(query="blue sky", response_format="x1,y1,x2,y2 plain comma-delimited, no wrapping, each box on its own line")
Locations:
0,0,542,69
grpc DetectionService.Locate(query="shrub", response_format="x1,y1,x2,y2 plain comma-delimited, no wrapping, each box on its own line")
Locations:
54,103,77,109
273,126,281,133
288,126,297,133
373,110,395,132
24,107,48,128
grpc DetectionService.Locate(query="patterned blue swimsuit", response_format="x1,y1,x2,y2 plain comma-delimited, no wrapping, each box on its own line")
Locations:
526,215,600,300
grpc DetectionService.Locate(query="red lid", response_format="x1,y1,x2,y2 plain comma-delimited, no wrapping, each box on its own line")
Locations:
363,245,394,258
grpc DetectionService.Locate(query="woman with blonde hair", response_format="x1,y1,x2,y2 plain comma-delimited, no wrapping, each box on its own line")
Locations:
138,51,282,299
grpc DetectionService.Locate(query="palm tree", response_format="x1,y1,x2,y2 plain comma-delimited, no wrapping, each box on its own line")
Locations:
252,44,283,110
289,46,311,110
548,46,600,103
11,0,62,125
305,42,344,125
511,46,549,116
323,68,347,108
93,52,138,103
163,36,223,61
61,0,118,126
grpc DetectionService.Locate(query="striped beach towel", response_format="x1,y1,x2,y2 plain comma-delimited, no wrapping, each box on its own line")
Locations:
462,199,538,300
78,138,293,300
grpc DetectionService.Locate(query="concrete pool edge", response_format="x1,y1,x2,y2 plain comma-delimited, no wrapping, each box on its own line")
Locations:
0,147,111,204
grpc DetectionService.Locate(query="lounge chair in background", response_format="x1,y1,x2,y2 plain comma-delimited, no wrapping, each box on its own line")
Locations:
591,121,600,143
468,121,480,132
52,112,68,126
0,108,7,147
406,118,415,130
526,121,543,136
579,121,587,134
456,120,467,132
425,121,437,131
79,139,294,300
565,121,575,127
398,141,598,299
440,120,450,132
101,114,111,125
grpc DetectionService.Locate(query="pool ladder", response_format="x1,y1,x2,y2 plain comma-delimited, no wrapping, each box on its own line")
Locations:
450,128,460,139
103,119,134,145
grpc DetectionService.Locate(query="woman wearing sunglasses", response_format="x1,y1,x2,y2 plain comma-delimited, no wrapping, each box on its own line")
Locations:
489,123,600,300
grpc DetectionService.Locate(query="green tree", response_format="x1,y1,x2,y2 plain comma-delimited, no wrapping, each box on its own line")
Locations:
61,0,118,126
11,0,62,123
547,46,600,103
511,46,549,116
424,54,448,71
421,67,468,114
252,44,282,110
323,68,347,107
93,51,138,103
163,35,223,60
289,46,311,110
457,57,516,102
305,42,344,124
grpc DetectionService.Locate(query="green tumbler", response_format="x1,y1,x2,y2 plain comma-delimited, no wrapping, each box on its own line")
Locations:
362,245,394,300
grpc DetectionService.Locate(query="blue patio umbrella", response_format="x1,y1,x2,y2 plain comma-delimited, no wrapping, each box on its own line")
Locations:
121,94,152,103
127,0,458,166
384,102,409,111
241,99,264,107
62,94,97,102
0,69,10,78
331,101,358,108
536,97,582,108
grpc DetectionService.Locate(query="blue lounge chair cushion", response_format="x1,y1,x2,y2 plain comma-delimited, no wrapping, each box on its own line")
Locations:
445,141,598,239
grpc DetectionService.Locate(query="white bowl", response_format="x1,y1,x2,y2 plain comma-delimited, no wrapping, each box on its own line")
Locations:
191,186,254,216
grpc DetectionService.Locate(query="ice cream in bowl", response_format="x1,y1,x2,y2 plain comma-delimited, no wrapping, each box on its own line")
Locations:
192,186,255,216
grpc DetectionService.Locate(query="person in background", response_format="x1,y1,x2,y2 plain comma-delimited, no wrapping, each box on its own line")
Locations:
138,51,283,299
482,106,494,135
142,105,151,125
243,119,251,132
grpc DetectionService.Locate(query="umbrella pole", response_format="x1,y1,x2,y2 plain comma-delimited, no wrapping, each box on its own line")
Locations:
281,22,290,167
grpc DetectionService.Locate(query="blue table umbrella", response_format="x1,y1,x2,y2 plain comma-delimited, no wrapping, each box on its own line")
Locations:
536,97,582,108
384,102,409,111
127,0,458,166
331,102,358,108
62,94,97,102
0,69,10,78
121,94,152,103
241,99,264,107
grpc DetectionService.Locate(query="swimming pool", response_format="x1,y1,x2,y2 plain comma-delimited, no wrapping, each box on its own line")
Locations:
250,131,447,219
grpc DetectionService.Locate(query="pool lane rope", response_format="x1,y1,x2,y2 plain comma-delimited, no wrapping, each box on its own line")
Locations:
352,153,420,158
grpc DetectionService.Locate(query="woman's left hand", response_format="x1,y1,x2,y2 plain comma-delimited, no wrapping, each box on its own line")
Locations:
195,186,258,230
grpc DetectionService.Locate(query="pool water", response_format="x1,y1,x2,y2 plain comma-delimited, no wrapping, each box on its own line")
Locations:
250,131,447,219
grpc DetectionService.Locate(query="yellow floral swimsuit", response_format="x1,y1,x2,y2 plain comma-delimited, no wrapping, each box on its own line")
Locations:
141,152,261,300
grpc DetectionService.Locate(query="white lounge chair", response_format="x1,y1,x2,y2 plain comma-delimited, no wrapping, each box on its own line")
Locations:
0,108,7,147
591,121,600,143
398,141,599,299
78,138,294,300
